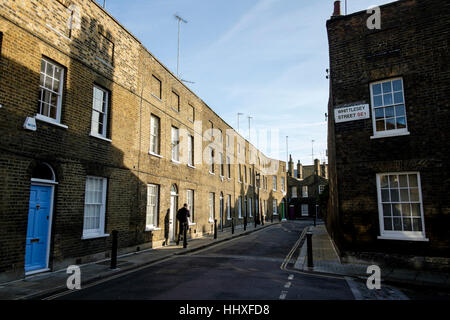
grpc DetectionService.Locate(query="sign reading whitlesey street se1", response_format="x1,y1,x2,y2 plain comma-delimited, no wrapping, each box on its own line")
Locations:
334,104,370,123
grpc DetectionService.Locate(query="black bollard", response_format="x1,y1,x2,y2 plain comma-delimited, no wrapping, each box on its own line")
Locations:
214,219,217,239
278,213,281,222
231,218,235,234
183,223,187,248
261,212,264,226
110,230,118,269
271,214,273,223
307,232,313,268
254,215,257,228
244,216,247,231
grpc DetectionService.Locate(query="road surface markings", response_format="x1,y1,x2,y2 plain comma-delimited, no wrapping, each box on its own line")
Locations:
284,282,292,288
279,290,288,300
288,274,294,280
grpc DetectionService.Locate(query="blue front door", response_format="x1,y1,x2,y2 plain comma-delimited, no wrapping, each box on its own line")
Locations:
25,185,52,273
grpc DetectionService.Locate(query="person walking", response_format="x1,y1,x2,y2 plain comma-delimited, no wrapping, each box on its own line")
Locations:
176,203,190,245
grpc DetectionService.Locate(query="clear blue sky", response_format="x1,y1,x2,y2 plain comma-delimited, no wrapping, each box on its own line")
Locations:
97,0,396,165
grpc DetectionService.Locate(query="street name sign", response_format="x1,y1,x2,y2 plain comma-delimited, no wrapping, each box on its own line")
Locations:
334,104,370,123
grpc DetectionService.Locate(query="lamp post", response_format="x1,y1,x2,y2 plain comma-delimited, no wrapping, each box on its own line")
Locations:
255,172,260,225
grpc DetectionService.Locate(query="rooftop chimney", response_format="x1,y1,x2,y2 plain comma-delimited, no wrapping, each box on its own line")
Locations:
288,155,294,177
333,0,341,17
314,159,321,176
297,161,303,180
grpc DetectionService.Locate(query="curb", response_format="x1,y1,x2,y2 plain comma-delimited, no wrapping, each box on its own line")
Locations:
21,222,281,300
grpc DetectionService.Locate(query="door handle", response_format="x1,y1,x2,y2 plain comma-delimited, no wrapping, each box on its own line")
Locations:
30,238,40,243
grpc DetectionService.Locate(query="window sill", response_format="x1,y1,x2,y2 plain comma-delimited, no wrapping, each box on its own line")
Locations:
209,172,215,175
145,226,161,232
187,164,196,169
370,131,410,140
35,114,68,129
208,219,215,223
82,233,110,240
171,159,181,164
149,152,163,158
377,235,429,242
151,94,162,102
188,222,196,226
90,133,112,143
171,107,180,113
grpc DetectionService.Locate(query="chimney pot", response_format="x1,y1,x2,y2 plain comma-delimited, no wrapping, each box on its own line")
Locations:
333,0,341,16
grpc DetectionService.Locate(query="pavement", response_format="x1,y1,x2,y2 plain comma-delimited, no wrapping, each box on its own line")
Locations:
0,220,282,300
294,224,450,290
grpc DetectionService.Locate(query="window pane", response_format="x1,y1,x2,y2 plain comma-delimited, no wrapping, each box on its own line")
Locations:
396,117,406,129
376,120,385,131
372,83,382,95
383,94,393,105
386,118,396,130
385,106,395,117
381,189,390,202
380,175,389,188
373,95,383,107
401,203,411,216
392,79,403,92
382,204,392,217
389,175,399,188
399,175,408,187
412,218,422,231
403,217,412,231
392,204,401,216
393,217,402,230
384,218,393,231
394,92,404,104
390,189,399,202
408,174,418,187
410,188,419,202
382,81,392,93
395,105,405,117
375,108,384,119
400,189,410,202
411,203,421,216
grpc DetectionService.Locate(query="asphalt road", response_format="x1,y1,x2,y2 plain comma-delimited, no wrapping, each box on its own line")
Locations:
51,221,355,300
49,220,450,300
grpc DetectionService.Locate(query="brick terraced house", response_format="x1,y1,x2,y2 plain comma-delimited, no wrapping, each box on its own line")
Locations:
326,0,450,270
0,0,287,282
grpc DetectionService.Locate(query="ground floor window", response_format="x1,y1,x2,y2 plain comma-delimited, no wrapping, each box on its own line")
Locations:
376,172,427,241
301,204,309,217
238,196,242,218
209,192,215,222
146,184,159,229
187,189,194,222
273,200,277,215
83,176,107,238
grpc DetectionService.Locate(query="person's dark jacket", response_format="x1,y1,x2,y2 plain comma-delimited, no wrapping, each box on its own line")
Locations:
176,207,190,223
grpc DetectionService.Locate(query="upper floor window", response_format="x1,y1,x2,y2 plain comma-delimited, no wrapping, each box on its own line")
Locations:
226,156,231,179
171,126,180,162
209,147,214,174
281,177,285,192
151,75,162,99
91,85,109,139
370,78,408,138
302,186,308,198
292,186,297,198
38,58,65,123
188,104,195,122
150,115,161,155
273,176,277,191
319,185,325,194
188,134,194,166
171,91,180,112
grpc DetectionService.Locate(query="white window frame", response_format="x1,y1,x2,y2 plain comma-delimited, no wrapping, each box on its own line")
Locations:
226,156,231,179
83,176,108,238
273,176,277,191
171,126,180,162
376,172,428,241
187,189,195,224
90,85,109,139
238,196,242,219
273,199,278,215
319,185,325,194
281,177,285,192
150,115,161,156
249,197,252,218
188,134,194,167
292,186,298,198
227,195,231,220
370,77,410,139
38,58,65,124
301,204,309,217
171,90,180,112
146,184,160,231
209,192,215,223
209,147,214,174
219,152,224,177
302,186,308,198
